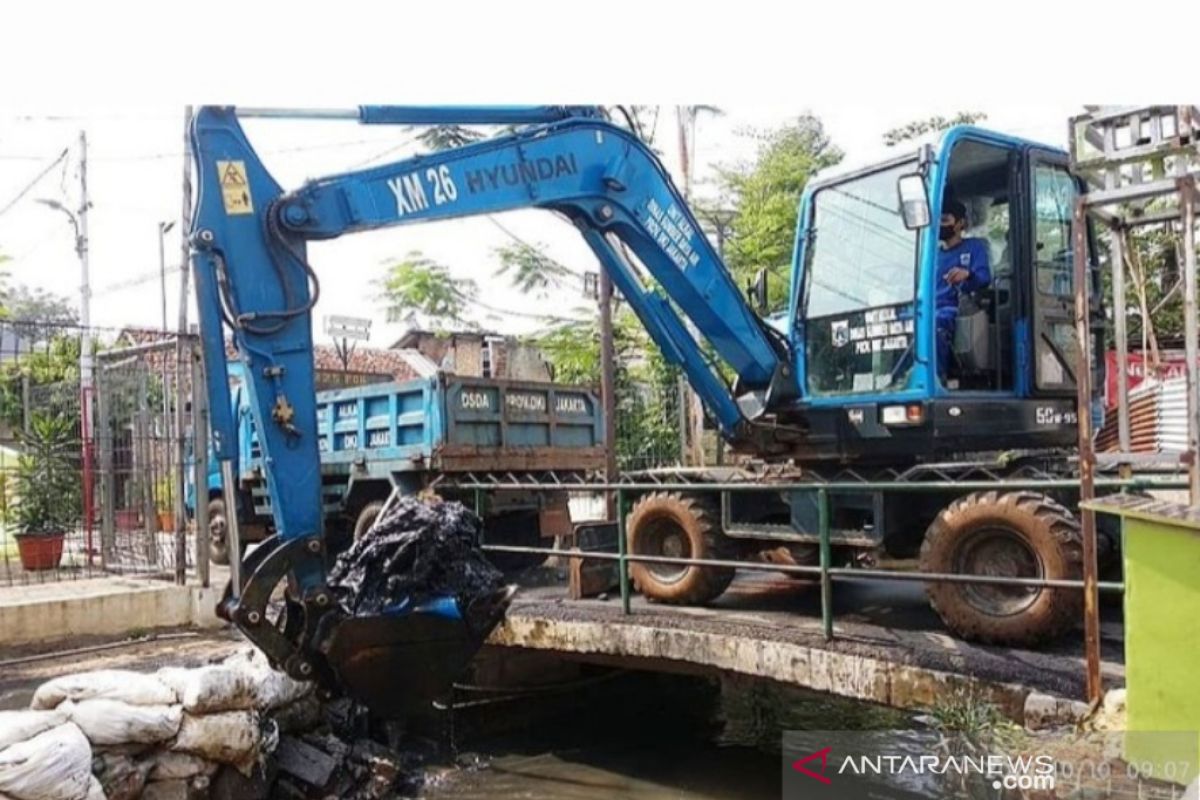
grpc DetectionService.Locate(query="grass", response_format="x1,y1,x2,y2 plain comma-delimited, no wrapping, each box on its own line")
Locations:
929,690,1027,752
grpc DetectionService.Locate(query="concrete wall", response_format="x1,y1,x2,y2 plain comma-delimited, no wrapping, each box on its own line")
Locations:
0,578,224,646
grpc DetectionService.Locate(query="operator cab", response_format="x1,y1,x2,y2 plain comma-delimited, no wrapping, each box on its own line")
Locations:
790,126,1099,461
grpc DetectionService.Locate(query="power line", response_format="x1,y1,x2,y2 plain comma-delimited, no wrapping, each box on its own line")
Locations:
0,147,69,219
1,138,393,164
92,264,182,297
486,216,587,279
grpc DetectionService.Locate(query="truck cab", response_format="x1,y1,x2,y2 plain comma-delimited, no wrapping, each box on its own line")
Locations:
783,126,1101,463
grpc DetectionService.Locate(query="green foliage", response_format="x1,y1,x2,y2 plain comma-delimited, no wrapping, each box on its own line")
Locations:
377,251,477,330
493,242,574,297
0,334,82,430
535,310,681,469
3,285,79,329
882,111,988,147
411,125,485,151
1100,222,1185,351
13,412,81,534
718,115,843,311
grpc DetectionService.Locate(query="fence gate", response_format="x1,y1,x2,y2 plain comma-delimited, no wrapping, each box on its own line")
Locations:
95,332,208,583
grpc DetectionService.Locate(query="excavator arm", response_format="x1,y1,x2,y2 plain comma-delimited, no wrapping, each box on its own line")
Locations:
187,105,795,712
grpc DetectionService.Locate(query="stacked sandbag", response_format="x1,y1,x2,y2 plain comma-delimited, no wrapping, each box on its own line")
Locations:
0,648,312,800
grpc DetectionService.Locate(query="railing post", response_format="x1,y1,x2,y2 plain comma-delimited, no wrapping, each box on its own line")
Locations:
818,488,833,640
616,488,631,615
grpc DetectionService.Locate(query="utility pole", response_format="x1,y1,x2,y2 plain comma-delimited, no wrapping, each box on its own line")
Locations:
675,106,705,467
174,106,194,582
78,130,93,426
78,131,96,565
177,106,193,335
158,221,176,332
36,134,95,561
598,270,617,519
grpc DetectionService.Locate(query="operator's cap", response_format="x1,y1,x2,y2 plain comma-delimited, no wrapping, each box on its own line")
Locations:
943,198,968,221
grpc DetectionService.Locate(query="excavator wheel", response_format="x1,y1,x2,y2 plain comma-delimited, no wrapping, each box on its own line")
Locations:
625,492,734,604
353,500,387,542
919,490,1082,646
208,498,230,566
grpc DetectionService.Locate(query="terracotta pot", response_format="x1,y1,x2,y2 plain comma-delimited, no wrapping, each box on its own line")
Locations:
115,509,140,530
15,532,65,571
157,512,175,532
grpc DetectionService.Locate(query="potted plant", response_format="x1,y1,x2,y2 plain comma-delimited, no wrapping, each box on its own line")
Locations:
13,413,81,570
155,474,176,532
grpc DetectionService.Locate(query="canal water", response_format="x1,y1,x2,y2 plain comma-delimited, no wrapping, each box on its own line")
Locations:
419,669,912,799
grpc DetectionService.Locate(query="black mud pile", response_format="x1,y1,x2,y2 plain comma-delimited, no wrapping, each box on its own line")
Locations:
327,498,505,625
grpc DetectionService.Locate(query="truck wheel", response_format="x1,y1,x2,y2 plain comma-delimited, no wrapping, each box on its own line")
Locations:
625,492,734,604
208,498,230,566
919,491,1082,646
353,501,386,542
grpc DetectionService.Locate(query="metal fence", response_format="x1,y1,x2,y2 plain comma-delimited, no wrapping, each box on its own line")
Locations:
443,472,1189,703
0,321,208,587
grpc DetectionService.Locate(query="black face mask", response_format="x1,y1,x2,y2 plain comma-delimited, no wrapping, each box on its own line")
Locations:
939,224,957,242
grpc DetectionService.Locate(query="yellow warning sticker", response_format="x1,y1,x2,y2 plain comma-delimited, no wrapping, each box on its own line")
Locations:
217,160,253,215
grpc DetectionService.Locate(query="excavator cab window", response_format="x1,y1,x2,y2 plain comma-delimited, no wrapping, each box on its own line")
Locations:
802,160,921,396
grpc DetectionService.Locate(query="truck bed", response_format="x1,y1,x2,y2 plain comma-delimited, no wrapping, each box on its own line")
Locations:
313,374,605,473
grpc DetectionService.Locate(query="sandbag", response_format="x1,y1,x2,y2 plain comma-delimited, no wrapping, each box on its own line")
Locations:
0,722,93,800
31,672,175,711
60,700,181,746
156,664,256,715
169,711,259,774
0,710,68,751
147,751,217,782
158,650,311,714
91,752,150,800
230,649,312,711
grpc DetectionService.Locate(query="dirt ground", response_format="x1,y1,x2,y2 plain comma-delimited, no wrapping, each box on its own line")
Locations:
0,626,246,711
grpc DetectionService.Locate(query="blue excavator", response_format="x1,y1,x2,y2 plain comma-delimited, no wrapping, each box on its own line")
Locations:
189,105,1103,713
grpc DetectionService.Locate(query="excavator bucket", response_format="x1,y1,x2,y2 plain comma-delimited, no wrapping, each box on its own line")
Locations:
323,586,516,718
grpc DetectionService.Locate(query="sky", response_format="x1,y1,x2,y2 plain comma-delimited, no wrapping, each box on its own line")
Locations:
0,102,1079,346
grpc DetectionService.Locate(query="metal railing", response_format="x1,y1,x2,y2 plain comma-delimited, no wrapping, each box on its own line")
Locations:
458,475,1185,698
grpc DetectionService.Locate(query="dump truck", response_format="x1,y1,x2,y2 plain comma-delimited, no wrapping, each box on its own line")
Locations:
190,360,604,566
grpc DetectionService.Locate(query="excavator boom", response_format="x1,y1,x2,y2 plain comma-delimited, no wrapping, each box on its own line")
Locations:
187,105,793,712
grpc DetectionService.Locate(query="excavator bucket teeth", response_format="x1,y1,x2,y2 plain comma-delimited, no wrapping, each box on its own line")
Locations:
324,586,516,718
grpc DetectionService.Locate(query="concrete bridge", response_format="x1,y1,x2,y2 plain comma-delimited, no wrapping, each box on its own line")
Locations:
0,568,1117,728
486,571,1119,727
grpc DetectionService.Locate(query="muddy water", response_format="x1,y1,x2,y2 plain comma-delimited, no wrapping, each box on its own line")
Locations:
420,671,911,800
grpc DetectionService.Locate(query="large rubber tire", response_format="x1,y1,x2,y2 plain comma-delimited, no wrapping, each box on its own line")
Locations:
625,492,734,604
353,500,386,542
919,490,1082,646
208,498,230,566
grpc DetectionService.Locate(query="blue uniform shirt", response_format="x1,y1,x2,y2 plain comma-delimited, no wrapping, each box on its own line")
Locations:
936,238,991,322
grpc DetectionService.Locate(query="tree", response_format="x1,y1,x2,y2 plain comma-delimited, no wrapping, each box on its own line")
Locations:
3,285,78,324
493,241,575,297
0,333,82,429
882,111,988,147
718,115,843,311
534,310,681,469
377,251,478,330
411,125,485,152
